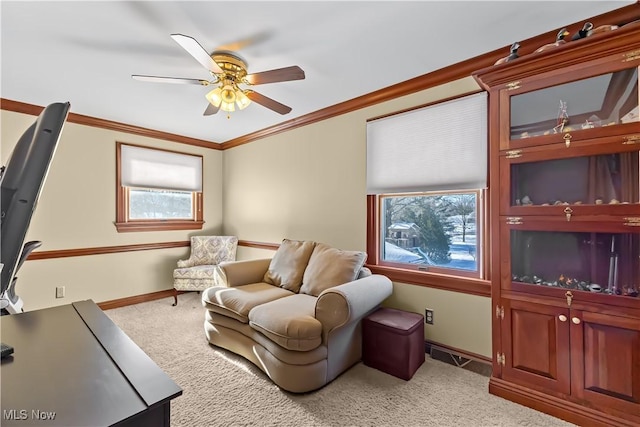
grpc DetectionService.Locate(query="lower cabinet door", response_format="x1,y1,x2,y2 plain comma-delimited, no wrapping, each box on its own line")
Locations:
502,298,571,395
570,309,640,419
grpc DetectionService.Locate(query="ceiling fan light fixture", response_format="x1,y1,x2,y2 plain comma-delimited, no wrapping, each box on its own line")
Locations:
220,99,236,112
206,84,250,113
220,84,237,104
236,90,251,110
205,87,223,107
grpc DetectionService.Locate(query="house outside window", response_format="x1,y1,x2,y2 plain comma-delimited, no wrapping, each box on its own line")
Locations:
115,142,204,232
366,92,489,295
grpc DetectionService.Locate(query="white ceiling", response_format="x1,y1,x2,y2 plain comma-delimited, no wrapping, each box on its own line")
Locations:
1,1,634,144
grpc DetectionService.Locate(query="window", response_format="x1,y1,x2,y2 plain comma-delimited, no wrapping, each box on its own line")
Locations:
128,188,193,219
366,92,490,295
115,142,204,232
380,191,481,276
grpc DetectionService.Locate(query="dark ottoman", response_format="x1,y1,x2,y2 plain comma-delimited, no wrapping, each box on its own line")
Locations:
362,307,425,380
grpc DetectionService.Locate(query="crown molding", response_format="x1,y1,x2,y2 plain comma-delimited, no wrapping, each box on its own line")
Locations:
221,58,488,150
0,98,222,150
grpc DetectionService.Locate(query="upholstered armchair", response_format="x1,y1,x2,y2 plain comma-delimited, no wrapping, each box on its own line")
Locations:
172,235,238,305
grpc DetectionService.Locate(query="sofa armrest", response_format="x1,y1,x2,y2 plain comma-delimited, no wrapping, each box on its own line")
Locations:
214,258,272,287
315,274,392,337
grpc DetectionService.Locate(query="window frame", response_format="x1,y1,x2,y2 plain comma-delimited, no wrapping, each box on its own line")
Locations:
115,142,204,232
367,194,491,297
377,190,484,279
365,92,491,297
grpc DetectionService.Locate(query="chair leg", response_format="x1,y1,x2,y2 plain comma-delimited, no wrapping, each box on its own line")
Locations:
172,289,178,306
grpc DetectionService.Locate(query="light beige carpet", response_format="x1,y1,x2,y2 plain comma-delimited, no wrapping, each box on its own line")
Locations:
105,292,574,427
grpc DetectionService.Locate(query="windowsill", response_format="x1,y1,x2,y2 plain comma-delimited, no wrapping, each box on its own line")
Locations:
114,220,204,233
366,264,491,297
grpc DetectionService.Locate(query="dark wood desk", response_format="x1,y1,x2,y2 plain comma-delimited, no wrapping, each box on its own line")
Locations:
1,300,182,426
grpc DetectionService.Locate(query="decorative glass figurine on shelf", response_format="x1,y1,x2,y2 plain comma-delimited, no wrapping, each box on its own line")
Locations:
553,100,569,133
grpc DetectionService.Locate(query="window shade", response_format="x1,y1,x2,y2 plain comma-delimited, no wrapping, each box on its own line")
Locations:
120,145,202,192
366,92,487,194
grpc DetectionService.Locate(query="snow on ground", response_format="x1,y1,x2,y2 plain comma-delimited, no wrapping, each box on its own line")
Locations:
443,234,477,271
384,233,479,271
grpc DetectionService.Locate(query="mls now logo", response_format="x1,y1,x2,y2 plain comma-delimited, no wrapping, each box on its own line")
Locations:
3,409,56,420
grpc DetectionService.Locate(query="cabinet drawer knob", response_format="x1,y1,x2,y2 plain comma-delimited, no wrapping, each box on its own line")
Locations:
572,317,581,325
558,315,567,322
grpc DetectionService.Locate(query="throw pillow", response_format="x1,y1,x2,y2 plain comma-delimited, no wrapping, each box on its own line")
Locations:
263,239,316,292
300,243,367,297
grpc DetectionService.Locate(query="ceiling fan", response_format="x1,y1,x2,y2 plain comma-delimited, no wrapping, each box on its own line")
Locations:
132,34,305,117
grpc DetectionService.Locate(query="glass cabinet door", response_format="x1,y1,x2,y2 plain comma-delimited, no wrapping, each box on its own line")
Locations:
508,229,639,299
503,65,639,149
501,141,640,215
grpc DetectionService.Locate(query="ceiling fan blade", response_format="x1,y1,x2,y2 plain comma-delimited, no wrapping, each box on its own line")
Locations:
246,91,292,115
245,66,305,85
132,75,210,85
170,33,223,74
203,103,219,116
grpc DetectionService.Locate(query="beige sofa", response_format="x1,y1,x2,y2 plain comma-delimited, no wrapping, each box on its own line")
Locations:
202,239,392,393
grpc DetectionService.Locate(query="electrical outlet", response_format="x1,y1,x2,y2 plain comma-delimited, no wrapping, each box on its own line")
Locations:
55,286,65,299
425,309,434,325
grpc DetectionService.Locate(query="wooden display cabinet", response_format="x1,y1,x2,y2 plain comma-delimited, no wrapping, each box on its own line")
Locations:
474,13,640,427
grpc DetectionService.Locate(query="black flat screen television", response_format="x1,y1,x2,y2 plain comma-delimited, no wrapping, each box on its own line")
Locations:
1,101,70,314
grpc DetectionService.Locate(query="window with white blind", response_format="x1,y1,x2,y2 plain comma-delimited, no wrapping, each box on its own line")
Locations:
366,92,489,290
115,142,204,232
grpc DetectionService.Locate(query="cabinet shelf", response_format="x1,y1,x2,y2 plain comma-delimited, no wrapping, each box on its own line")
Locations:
509,67,638,142
501,136,640,215
505,228,639,299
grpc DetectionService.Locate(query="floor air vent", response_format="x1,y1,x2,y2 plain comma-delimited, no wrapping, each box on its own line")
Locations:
427,343,492,377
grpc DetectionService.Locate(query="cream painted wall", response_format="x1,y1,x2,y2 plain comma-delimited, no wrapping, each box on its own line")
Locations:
15,248,187,310
235,246,275,261
223,77,492,358
1,110,224,310
385,282,491,357
2,77,492,355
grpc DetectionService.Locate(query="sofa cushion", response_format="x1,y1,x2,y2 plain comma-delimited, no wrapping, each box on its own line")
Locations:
300,243,367,297
248,294,322,351
206,311,328,365
263,239,316,293
202,283,294,323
